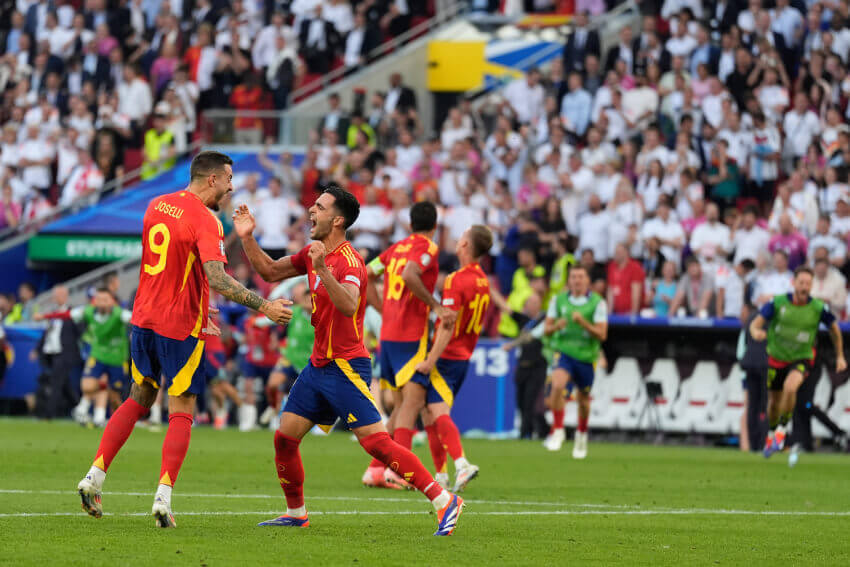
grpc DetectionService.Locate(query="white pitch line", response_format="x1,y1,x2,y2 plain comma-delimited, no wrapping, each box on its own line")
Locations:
1,509,850,518
0,489,631,509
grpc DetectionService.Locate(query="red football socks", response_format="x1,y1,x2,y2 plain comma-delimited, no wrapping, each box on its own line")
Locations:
159,412,193,486
92,398,149,471
434,415,464,461
552,409,565,432
425,424,447,473
274,431,305,509
367,457,384,468
392,427,415,450
577,415,589,433
360,432,442,500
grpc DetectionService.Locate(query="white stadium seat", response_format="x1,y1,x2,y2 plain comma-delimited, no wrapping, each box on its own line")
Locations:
679,362,724,434
603,357,643,430
589,367,616,430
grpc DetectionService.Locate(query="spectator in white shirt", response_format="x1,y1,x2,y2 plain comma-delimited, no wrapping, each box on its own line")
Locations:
808,215,847,269
559,152,594,233
811,253,847,313
440,108,472,152
394,129,423,175
351,184,393,259
19,122,54,194
503,68,545,126
753,249,793,306
577,194,612,262
641,201,685,262
560,72,593,139
831,196,850,240
782,92,821,163
690,202,732,263
732,205,770,264
59,146,104,207
254,177,305,257
700,78,730,129
717,111,751,168
116,63,153,125
440,182,485,252
715,259,754,319
232,172,271,210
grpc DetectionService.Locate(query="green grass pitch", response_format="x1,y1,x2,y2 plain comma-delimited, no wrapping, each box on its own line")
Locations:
1,419,848,565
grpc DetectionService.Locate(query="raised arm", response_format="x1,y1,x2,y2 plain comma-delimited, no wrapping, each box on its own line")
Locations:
203,260,292,325
233,204,302,282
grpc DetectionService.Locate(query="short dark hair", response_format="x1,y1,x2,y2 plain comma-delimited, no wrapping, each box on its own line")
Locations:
409,201,437,233
322,183,360,229
468,225,494,258
740,259,756,271
94,286,112,296
743,205,759,217
190,151,233,181
795,265,814,278
569,264,589,276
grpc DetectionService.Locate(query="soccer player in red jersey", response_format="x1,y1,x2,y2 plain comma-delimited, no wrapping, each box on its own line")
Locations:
396,225,494,492
234,184,464,536
76,152,292,527
360,201,457,489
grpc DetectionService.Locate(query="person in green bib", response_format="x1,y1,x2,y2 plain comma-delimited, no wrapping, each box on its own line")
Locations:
749,265,846,458
263,281,315,430
542,265,608,458
38,288,132,427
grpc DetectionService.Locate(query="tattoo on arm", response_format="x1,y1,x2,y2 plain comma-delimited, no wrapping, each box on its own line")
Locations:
204,261,267,312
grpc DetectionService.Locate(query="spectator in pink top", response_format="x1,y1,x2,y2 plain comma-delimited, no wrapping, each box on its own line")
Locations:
768,212,809,270
150,43,180,96
517,165,551,209
0,185,21,231
94,23,118,57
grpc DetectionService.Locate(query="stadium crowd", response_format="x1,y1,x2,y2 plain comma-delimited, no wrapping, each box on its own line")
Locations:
0,0,435,234
7,0,850,436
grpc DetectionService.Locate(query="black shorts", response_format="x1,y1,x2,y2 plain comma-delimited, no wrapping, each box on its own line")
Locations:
766,360,811,392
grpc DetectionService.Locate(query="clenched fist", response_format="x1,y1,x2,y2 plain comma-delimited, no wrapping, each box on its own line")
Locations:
232,204,256,239
308,241,327,270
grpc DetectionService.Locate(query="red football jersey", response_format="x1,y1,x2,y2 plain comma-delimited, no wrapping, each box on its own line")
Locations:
131,190,226,340
376,233,439,342
439,263,490,361
291,241,369,366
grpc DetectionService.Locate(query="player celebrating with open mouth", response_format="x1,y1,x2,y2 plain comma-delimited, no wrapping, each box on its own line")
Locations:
233,184,465,536
749,265,846,459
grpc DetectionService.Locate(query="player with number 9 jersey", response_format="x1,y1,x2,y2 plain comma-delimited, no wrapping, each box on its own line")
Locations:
130,189,227,395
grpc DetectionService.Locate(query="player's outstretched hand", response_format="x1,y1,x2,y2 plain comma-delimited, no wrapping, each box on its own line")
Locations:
308,241,327,269
837,355,847,373
751,329,767,342
232,204,256,238
261,298,293,326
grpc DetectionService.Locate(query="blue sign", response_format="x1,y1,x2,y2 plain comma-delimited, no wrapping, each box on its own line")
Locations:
451,339,516,435
0,326,42,399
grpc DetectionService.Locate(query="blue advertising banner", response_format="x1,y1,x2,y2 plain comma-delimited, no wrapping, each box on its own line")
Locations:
0,326,42,399
451,339,517,435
